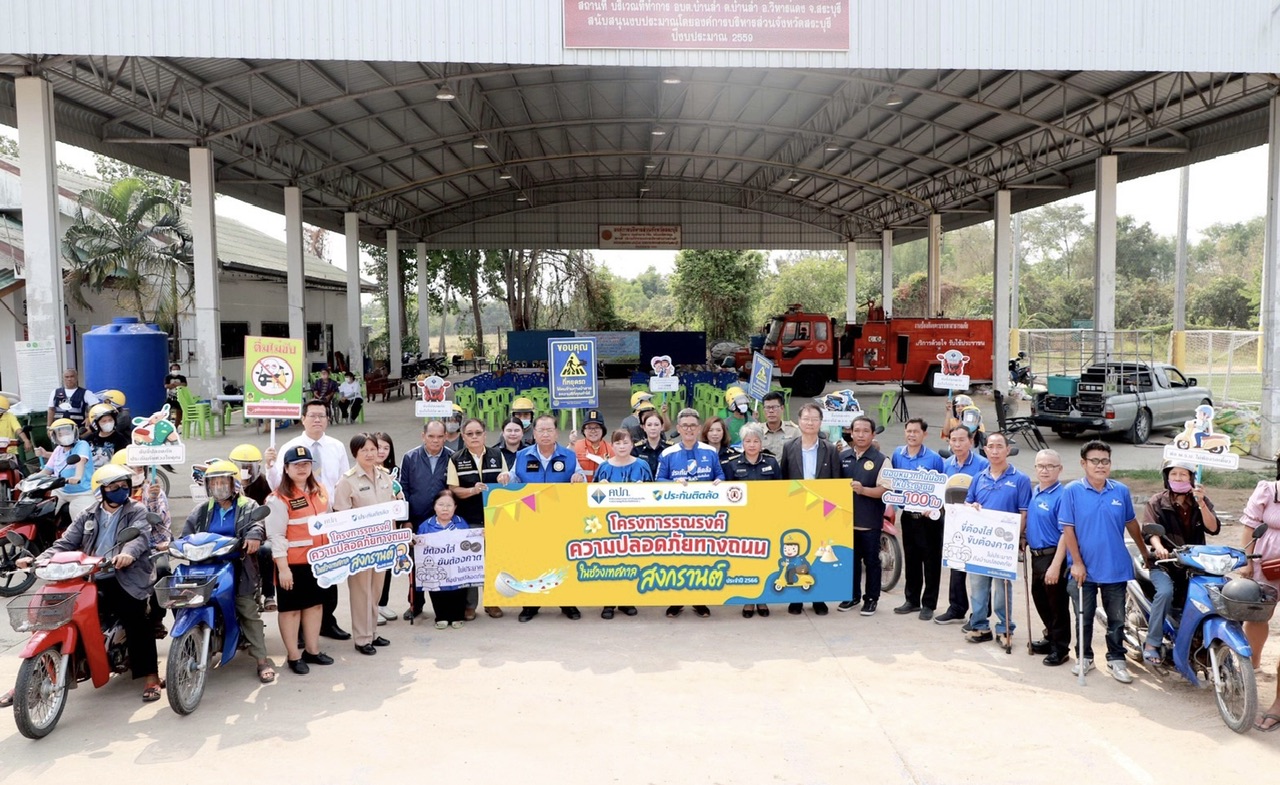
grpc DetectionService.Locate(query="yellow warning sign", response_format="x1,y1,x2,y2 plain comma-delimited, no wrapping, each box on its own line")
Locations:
561,352,588,377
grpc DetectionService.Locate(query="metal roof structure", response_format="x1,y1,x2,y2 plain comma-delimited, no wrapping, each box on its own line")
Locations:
0,57,1275,249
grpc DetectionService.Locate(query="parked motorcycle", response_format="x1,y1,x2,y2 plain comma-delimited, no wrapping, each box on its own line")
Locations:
0,455,82,597
4,522,154,739
1120,522,1277,733
158,505,271,715
880,507,903,593
0,437,25,502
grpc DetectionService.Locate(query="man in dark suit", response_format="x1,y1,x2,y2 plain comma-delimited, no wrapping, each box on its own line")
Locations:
399,420,453,620
780,402,842,616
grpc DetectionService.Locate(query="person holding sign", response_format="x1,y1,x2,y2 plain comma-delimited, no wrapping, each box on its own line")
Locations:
1138,459,1219,666
512,414,586,623
889,418,946,620
418,489,471,629
781,403,841,616
594,429,653,484
400,421,453,621
1049,441,1153,683
933,427,989,626
572,410,613,482
1025,450,1071,666
658,408,726,619
448,418,510,619
718,387,756,445
332,433,404,656
723,423,780,619
839,417,889,617
962,433,1031,647
265,446,334,675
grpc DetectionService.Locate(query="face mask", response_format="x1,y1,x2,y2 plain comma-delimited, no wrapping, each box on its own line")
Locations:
211,483,234,502
1169,480,1193,494
99,420,115,434
734,401,749,414
56,431,76,447
446,421,461,434
102,486,131,506
519,418,532,430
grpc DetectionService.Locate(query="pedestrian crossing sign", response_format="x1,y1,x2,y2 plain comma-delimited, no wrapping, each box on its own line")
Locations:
561,352,587,377
548,337,598,409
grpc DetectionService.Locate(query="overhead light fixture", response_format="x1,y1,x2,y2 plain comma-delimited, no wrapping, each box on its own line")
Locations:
639,186,650,192
515,195,528,201
499,171,513,180
662,77,682,85
885,91,903,106
436,85,455,101
787,173,802,182
651,126,666,136
472,140,489,149
644,160,656,169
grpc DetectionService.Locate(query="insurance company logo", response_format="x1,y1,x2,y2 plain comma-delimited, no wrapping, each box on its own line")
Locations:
586,483,748,507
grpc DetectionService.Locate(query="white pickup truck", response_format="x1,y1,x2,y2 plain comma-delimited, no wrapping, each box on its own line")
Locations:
1031,362,1212,444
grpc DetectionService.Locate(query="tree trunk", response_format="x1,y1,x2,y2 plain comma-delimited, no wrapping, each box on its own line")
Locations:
467,254,486,357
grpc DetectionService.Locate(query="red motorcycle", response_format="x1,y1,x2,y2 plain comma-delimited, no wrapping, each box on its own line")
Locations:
0,456,80,597
0,437,24,501
4,522,150,739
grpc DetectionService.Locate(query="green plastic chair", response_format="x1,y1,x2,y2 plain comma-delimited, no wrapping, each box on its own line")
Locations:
176,386,218,439
454,386,477,419
769,384,794,420
494,386,514,412
877,390,898,427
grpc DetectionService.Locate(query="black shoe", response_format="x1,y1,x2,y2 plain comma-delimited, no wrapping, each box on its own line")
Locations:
287,658,309,675
813,602,829,616
601,608,615,620
894,602,922,615
961,620,974,632
354,642,377,655
320,624,351,640
788,603,803,615
301,651,334,665
1030,639,1053,655
742,606,755,618
518,607,539,623
918,608,934,621
693,606,711,617
837,600,857,612
371,636,390,647
860,599,878,616
965,629,994,644
562,607,581,620
933,609,963,625
620,606,638,616
1043,652,1070,666
403,608,423,621
666,606,684,618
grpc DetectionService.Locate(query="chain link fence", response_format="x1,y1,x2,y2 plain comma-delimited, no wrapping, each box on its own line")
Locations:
1016,329,1169,378
1176,330,1262,405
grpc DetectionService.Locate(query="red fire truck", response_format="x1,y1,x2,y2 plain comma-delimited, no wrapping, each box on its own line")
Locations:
733,304,994,398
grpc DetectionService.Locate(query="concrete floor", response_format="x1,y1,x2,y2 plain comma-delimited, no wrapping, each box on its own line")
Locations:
1,378,1277,778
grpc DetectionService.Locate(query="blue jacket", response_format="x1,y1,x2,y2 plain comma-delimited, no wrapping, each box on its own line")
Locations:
512,444,582,483
417,515,470,534
400,445,453,523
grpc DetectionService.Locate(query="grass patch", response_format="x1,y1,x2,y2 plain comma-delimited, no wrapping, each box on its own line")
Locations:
1112,468,1270,489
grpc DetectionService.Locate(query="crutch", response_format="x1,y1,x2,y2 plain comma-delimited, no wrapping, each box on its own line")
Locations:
1003,576,1013,654
1022,545,1035,655
1077,578,1087,687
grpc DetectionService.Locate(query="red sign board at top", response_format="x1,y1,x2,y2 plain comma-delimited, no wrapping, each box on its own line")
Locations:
564,1,850,51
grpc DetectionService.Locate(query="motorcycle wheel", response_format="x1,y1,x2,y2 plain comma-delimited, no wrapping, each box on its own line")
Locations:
14,648,67,739
0,536,35,597
1121,591,1148,662
1211,641,1256,734
166,625,208,715
435,363,449,379
879,531,903,593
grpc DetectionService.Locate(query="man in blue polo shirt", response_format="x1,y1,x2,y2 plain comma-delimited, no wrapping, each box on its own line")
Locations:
1026,449,1070,666
890,418,946,620
1049,440,1152,683
963,432,1031,645
657,407,724,619
513,414,586,623
934,426,989,626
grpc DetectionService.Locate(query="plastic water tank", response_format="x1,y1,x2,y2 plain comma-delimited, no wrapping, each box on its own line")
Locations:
83,317,168,418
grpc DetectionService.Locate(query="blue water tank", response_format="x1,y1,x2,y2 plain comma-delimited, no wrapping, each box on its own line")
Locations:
83,317,169,418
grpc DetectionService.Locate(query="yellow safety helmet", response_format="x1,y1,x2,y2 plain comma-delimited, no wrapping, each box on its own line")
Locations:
91,463,134,493
725,386,748,407
630,390,654,409
512,397,535,414
87,402,117,428
451,403,464,415
0,394,10,413
203,459,239,483
110,447,131,466
100,390,126,409
229,443,262,463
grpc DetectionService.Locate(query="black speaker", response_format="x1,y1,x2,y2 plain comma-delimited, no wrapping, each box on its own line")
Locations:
896,335,909,364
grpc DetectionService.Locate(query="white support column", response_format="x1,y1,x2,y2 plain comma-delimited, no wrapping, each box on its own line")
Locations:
1010,214,1022,331
845,241,858,323
1173,166,1190,332
416,242,431,355
1094,154,1118,356
284,187,306,345
927,213,942,317
15,76,66,378
344,212,363,377
993,190,1012,396
880,229,893,317
1259,96,1280,458
386,230,402,378
188,148,221,401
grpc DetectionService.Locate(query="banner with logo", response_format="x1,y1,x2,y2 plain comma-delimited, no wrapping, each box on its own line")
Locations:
482,480,853,607
413,528,486,591
306,503,414,588
244,336,305,419
941,503,1020,581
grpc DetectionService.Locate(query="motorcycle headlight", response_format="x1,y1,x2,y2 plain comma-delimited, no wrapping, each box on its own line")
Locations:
36,562,93,581
1196,553,1239,576
212,542,238,558
181,542,217,562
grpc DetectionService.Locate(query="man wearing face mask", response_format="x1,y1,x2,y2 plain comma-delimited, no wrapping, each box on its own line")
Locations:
180,460,276,684
231,443,277,611
719,387,757,445
441,405,465,453
83,402,130,469
33,417,95,523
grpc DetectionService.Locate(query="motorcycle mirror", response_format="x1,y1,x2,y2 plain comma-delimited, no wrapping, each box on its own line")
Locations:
4,530,22,547
1253,522,1269,539
249,506,272,523
1007,444,1020,456
938,448,953,459
1141,523,1166,538
65,454,82,465
115,526,142,545
145,512,164,527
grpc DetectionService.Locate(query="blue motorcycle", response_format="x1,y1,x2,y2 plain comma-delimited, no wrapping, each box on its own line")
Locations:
1122,523,1276,733
155,506,270,715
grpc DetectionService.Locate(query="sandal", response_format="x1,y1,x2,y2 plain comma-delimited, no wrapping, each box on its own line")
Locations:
263,598,278,613
1256,713,1280,733
0,689,13,708
257,660,277,684
142,683,163,702
1142,646,1162,666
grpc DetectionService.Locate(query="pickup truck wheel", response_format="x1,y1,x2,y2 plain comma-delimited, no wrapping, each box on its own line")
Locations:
1128,408,1152,445
789,368,826,398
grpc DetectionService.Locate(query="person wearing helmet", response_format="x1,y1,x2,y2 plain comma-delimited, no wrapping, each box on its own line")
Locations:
621,391,660,441
179,459,276,683
719,386,757,445
230,442,277,612
510,397,537,445
33,416,95,521
1191,403,1215,447
117,448,175,636
441,404,465,453
573,409,613,482
1138,459,1220,665
2,463,161,706
84,401,130,469
0,394,33,457
46,368,100,429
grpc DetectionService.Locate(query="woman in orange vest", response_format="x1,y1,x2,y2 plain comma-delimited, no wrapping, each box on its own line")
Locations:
266,445,333,675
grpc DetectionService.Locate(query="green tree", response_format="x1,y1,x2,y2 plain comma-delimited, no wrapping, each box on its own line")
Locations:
671,249,766,342
1187,275,1256,328
94,154,190,204
61,178,192,328
1021,203,1091,279
1116,215,1174,281
762,253,847,318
